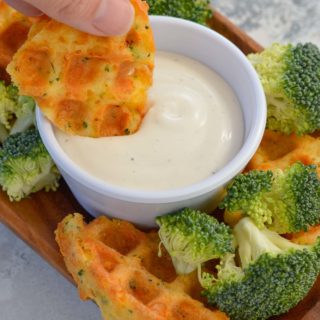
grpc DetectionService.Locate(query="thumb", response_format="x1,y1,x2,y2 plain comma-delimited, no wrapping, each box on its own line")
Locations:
8,0,134,36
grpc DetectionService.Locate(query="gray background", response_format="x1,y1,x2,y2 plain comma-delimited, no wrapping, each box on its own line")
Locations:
1,0,320,319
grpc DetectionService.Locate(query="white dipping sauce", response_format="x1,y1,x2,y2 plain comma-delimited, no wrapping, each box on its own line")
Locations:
55,51,244,190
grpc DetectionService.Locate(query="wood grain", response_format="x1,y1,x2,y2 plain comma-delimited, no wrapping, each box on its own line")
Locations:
0,10,318,320
0,181,86,282
208,11,264,55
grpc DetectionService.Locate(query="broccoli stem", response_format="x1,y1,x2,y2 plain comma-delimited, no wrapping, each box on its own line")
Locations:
234,218,281,268
0,123,8,143
234,218,309,269
262,228,308,250
10,110,34,135
171,256,197,275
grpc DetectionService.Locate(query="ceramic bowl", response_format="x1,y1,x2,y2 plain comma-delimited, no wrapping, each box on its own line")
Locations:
36,16,266,227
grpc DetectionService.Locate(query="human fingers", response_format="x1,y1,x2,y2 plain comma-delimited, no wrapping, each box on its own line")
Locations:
7,0,134,36
5,0,42,16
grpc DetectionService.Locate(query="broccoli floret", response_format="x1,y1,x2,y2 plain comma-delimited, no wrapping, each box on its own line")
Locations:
10,95,36,135
0,81,35,140
0,81,20,130
0,128,60,201
220,162,320,233
220,170,274,229
248,43,320,135
0,123,8,143
0,82,60,200
156,208,234,275
201,217,320,320
147,0,212,25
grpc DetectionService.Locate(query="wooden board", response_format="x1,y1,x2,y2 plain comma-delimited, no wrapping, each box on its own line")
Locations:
0,10,319,320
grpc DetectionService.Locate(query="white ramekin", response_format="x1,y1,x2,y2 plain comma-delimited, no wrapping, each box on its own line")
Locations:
36,16,266,227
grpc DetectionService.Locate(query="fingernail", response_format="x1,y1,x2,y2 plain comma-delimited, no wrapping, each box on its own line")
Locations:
93,0,134,36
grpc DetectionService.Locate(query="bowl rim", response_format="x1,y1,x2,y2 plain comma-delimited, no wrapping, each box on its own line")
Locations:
36,15,266,204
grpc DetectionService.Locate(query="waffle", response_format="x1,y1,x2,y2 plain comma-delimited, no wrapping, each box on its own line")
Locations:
55,213,228,320
0,0,31,82
7,0,155,137
246,129,320,176
286,225,320,245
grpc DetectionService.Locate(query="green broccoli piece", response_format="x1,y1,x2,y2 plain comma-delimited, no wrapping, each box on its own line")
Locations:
147,0,212,25
156,208,234,275
0,81,35,140
0,128,60,201
0,82,20,130
220,162,320,233
0,123,8,144
248,43,320,135
10,95,36,135
201,217,320,320
220,170,274,229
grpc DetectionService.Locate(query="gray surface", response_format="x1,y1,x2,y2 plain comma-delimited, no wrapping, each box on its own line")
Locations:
1,0,320,319
0,224,100,319
214,0,320,46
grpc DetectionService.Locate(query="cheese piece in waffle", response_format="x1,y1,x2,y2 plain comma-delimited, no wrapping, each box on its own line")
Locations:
7,0,155,137
246,129,320,176
55,213,228,320
0,1,31,82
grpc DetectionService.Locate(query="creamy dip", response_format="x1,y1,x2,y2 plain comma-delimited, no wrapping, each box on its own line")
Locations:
55,51,244,190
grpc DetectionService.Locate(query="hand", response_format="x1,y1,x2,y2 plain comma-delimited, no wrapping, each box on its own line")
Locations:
4,0,134,36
